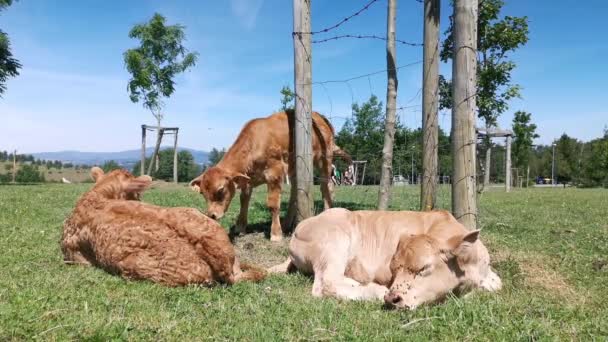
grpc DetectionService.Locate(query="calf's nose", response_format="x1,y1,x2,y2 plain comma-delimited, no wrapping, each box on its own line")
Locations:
384,292,404,306
208,212,218,220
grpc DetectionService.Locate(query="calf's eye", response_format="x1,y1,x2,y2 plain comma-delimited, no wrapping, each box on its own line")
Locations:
418,264,433,277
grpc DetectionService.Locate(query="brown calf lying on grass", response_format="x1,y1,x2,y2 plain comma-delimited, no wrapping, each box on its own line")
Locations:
189,110,351,242
270,208,501,310
61,167,265,286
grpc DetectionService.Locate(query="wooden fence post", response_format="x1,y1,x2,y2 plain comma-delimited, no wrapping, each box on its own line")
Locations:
378,0,398,210
173,129,179,183
285,0,313,235
421,0,440,211
451,0,478,230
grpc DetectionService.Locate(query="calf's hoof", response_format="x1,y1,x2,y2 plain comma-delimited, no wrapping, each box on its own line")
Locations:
236,224,247,235
270,234,283,242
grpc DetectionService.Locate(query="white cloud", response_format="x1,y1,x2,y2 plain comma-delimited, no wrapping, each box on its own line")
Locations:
230,0,265,30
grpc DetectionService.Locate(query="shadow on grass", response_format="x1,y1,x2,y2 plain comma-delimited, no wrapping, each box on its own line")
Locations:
231,199,377,242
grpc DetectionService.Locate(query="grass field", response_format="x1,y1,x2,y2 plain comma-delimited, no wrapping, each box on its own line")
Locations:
1,183,607,340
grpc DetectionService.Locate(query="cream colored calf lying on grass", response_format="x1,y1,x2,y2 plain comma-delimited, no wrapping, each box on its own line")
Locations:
270,208,501,309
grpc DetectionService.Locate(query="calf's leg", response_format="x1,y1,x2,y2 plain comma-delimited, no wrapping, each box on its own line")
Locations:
235,185,252,236
267,181,283,242
316,262,388,301
319,159,334,210
310,237,388,301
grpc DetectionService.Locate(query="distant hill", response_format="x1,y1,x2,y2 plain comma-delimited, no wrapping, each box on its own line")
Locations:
32,147,209,168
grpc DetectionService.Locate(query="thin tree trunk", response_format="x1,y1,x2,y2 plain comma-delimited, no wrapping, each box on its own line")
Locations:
147,115,163,176
451,0,478,230
377,0,398,210
141,125,146,176
484,143,491,187
420,0,440,211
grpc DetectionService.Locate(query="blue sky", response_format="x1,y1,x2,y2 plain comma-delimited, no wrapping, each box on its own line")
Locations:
1,0,607,153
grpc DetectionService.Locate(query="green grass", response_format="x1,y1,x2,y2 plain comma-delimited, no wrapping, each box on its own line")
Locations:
1,183,607,340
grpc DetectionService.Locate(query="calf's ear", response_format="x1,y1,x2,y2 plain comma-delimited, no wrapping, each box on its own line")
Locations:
447,230,480,261
125,175,153,194
232,173,250,189
91,167,105,182
189,177,202,192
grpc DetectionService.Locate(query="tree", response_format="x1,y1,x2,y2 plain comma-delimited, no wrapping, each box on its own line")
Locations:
580,132,608,187
279,85,295,111
511,110,539,171
101,160,121,173
15,164,44,183
0,0,21,97
440,0,528,186
336,95,454,186
554,134,581,184
206,147,226,167
124,13,198,175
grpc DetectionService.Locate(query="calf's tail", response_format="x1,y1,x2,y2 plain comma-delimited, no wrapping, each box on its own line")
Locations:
234,262,267,283
267,258,297,274
333,146,352,164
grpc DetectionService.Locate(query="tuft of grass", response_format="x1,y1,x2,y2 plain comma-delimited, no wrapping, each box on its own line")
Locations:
0,183,607,340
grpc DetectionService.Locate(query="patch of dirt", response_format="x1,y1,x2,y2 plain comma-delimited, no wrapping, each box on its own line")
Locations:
233,232,290,268
592,259,607,272
519,256,579,300
490,246,583,304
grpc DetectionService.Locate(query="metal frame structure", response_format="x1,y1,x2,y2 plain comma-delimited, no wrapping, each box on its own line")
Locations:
476,127,514,192
141,125,179,183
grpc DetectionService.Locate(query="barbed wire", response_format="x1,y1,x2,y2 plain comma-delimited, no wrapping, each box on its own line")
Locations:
294,0,382,36
312,34,422,46
308,60,422,85
397,104,421,111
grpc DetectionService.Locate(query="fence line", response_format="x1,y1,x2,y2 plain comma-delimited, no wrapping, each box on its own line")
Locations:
294,0,382,35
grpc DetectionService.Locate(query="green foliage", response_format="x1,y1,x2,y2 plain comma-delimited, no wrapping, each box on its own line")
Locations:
206,147,226,168
0,0,14,9
511,111,539,170
124,13,198,124
15,164,45,183
0,0,21,97
101,160,121,173
279,85,295,111
580,135,608,187
554,134,581,183
439,0,529,127
0,163,45,183
132,149,200,182
526,132,608,187
336,95,451,184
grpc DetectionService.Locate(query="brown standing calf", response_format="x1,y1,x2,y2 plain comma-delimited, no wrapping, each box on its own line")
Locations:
61,167,265,286
189,110,350,242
